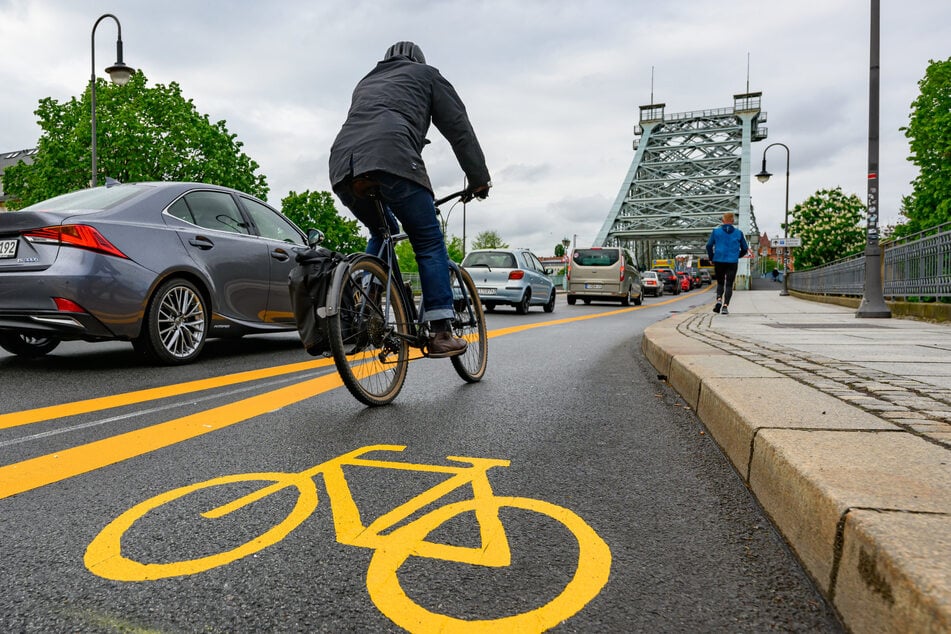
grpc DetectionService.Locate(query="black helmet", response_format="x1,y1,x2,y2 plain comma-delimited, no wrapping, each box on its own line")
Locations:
384,41,426,64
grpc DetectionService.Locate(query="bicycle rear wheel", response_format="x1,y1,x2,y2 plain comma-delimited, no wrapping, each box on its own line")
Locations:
448,266,488,382
329,258,410,406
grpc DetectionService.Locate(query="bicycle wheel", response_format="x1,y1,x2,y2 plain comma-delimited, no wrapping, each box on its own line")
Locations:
365,495,611,632
329,258,410,406
448,266,488,382
85,472,318,581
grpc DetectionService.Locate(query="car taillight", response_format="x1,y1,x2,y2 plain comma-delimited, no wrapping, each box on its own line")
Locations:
619,263,625,282
566,263,571,280
508,270,525,280
53,297,88,313
23,225,129,259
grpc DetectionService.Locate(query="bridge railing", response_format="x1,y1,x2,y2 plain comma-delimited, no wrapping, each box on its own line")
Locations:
788,222,951,299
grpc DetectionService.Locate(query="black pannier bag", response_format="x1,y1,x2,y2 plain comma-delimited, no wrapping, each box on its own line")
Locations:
288,246,344,356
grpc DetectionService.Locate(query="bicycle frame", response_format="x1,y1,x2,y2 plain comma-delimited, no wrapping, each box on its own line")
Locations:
321,189,478,350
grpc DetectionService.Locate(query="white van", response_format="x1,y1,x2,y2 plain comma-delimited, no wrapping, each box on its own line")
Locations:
566,247,643,306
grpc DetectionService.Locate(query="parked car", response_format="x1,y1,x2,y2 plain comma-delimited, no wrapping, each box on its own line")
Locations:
699,269,712,285
0,182,308,364
566,247,643,306
641,270,664,297
675,271,691,292
653,268,681,295
461,247,556,314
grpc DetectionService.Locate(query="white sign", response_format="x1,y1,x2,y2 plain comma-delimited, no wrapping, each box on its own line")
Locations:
770,237,802,248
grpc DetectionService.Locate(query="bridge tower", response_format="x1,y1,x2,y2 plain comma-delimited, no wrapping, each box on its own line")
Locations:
594,92,767,272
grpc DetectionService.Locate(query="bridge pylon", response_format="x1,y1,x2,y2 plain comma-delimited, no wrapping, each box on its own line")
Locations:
595,92,767,278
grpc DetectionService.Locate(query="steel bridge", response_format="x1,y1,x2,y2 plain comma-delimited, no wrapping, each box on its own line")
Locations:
594,92,767,270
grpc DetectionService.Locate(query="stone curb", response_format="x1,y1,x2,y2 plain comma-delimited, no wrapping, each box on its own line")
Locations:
642,308,951,633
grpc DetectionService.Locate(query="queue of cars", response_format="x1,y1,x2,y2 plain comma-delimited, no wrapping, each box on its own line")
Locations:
0,179,713,365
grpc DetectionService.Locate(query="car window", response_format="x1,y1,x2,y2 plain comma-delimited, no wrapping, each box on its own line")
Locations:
173,191,250,234
527,252,545,272
573,249,619,266
241,197,304,245
463,251,516,268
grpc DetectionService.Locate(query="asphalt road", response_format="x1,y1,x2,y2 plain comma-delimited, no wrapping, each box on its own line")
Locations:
0,286,844,632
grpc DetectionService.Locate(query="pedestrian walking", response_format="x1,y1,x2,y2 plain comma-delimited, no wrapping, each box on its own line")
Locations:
705,212,749,315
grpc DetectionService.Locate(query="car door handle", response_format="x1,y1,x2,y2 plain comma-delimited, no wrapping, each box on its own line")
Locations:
188,236,214,250
270,248,289,262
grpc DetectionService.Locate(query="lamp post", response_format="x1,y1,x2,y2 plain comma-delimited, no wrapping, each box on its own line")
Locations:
90,13,135,188
561,237,571,290
856,0,891,318
755,142,790,296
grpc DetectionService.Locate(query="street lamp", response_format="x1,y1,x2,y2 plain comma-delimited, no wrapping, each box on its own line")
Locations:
856,0,891,318
90,13,135,188
755,142,790,296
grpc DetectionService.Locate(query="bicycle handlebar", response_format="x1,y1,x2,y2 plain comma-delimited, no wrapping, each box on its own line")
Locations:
434,189,471,207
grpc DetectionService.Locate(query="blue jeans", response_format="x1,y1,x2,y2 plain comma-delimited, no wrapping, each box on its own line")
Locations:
334,173,453,322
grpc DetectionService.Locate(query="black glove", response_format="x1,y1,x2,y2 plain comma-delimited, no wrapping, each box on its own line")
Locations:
467,182,491,201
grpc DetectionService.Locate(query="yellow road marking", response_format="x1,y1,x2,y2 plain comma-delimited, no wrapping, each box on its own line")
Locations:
0,357,336,430
0,372,343,500
0,292,699,499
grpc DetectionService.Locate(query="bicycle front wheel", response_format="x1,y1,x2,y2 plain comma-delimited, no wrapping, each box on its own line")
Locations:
449,266,488,382
329,258,410,406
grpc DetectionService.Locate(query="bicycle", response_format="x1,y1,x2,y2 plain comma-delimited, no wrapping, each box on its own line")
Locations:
85,445,612,631
317,181,488,406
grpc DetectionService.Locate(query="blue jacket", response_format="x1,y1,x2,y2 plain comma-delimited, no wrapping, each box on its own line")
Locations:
706,224,749,263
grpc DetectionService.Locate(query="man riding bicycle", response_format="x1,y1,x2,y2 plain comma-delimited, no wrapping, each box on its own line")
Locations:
329,41,491,358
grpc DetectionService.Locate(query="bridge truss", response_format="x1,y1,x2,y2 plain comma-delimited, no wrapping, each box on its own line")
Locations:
594,92,767,269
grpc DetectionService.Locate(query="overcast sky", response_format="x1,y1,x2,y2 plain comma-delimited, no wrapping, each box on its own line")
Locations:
1,0,948,255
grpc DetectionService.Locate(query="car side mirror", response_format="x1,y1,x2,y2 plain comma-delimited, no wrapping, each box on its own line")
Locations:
307,229,325,248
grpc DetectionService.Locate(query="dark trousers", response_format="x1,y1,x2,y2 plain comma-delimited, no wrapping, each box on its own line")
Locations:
713,261,739,305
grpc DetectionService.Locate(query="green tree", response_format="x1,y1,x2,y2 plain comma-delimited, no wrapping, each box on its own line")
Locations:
471,230,508,250
897,57,951,237
2,72,267,208
280,190,366,253
786,187,866,269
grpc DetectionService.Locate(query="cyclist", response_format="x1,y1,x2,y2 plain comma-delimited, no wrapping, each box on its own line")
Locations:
705,212,749,315
329,41,491,358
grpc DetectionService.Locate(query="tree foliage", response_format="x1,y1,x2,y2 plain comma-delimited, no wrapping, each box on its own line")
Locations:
2,72,267,209
897,57,951,237
786,187,866,269
471,230,508,250
280,190,366,253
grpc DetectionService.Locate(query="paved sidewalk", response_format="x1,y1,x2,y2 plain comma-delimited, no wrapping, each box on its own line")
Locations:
642,290,951,633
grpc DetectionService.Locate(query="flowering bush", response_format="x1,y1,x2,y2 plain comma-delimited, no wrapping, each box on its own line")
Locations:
786,188,866,269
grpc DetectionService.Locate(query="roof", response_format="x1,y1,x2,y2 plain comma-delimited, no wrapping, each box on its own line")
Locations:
0,148,38,203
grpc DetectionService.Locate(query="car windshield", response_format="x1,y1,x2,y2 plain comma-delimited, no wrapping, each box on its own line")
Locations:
21,184,150,213
573,249,619,266
463,251,516,268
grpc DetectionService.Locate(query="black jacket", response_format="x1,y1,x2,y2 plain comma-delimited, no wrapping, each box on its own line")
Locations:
329,56,490,193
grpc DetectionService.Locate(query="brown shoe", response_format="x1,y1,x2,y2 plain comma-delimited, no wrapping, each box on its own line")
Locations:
428,331,467,358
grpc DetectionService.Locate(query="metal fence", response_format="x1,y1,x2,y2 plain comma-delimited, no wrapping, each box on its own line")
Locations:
788,222,951,299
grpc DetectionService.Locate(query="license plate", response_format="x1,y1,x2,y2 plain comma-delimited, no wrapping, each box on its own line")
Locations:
477,287,496,296
0,239,17,258
584,283,603,289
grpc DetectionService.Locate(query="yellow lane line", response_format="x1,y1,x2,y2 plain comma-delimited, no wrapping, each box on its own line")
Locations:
0,372,343,500
0,357,336,430
0,292,699,499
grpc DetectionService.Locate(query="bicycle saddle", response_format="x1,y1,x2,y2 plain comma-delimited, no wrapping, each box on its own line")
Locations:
350,176,381,199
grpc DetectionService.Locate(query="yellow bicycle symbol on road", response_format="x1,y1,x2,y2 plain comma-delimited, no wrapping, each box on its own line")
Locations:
85,445,611,632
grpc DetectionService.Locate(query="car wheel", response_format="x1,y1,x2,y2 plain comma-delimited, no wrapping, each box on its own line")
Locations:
0,332,61,358
135,278,208,365
484,303,496,313
635,290,644,306
543,290,556,313
515,290,531,315
567,295,577,306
